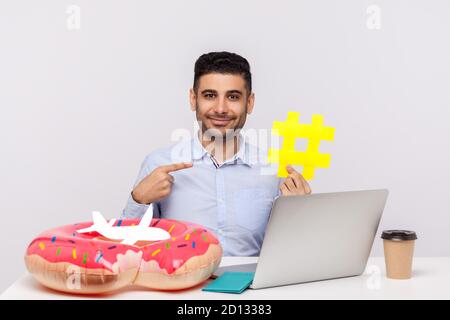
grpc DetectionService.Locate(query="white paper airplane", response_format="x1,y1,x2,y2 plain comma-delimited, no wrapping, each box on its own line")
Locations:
77,204,171,245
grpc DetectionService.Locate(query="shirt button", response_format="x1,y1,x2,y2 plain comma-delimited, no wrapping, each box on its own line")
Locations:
218,229,224,235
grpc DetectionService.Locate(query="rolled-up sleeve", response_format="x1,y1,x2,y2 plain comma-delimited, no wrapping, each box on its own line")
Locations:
121,154,161,219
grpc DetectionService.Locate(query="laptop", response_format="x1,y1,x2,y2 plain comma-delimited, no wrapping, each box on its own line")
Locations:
212,189,389,289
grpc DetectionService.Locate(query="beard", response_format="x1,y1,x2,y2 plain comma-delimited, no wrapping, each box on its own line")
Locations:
196,103,247,141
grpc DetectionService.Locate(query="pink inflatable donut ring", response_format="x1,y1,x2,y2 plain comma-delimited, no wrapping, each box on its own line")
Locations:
25,218,222,294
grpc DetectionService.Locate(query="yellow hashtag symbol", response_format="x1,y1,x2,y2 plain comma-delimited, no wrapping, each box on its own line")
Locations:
268,112,335,180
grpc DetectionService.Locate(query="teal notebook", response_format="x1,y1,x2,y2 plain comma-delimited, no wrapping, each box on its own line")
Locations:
202,272,255,294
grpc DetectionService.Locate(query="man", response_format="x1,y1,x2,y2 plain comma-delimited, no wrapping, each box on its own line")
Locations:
122,51,311,256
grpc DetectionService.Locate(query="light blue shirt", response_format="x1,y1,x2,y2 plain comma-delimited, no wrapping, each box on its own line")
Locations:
122,135,281,256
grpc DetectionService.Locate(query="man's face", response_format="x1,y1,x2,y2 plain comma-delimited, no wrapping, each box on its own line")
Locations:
190,73,254,139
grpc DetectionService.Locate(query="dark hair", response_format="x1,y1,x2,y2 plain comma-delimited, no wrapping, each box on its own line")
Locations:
193,51,252,94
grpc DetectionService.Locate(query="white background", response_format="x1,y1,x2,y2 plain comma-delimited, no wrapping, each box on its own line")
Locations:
1,0,449,292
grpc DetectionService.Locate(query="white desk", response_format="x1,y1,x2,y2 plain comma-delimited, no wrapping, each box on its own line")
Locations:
1,257,450,300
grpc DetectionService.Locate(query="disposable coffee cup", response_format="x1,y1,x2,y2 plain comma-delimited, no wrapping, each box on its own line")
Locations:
381,230,417,279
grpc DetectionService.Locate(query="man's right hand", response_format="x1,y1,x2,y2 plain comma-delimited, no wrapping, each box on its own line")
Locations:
131,162,193,205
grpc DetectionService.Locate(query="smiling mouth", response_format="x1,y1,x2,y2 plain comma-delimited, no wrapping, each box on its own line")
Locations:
207,116,234,126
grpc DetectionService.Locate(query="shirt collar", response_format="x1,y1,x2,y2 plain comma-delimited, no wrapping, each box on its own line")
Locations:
191,132,253,167
191,133,208,161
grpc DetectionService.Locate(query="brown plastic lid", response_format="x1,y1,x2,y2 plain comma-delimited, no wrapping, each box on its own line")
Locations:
381,230,417,241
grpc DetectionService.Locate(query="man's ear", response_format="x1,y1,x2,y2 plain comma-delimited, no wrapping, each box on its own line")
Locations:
189,88,197,111
246,92,255,114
